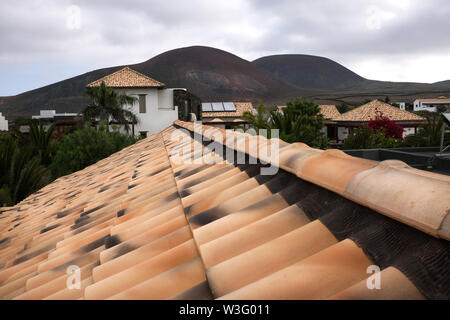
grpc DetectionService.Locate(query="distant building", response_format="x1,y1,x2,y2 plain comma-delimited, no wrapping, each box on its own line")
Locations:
334,100,426,141
32,110,78,120
413,97,450,112
201,102,255,129
26,110,80,134
0,113,8,131
86,67,201,137
398,102,406,110
275,101,425,141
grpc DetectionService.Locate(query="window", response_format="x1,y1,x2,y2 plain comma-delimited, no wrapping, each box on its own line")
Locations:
139,131,148,138
139,95,146,113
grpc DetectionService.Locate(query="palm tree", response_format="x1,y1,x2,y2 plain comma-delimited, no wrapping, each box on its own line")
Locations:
0,136,48,206
83,81,138,132
243,98,327,147
270,98,325,145
12,120,56,166
241,102,271,132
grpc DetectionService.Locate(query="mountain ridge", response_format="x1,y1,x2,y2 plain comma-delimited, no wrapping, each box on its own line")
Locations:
0,45,449,118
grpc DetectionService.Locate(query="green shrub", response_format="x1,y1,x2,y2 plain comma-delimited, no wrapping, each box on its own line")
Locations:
242,98,328,148
402,112,450,147
50,122,138,178
0,134,49,206
343,126,403,150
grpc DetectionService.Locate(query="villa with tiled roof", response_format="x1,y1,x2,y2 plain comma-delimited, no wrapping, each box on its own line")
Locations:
326,100,426,141
413,96,450,112
278,101,425,141
337,100,425,122
85,67,201,136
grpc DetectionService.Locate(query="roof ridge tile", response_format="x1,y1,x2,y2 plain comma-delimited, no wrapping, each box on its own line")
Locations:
174,120,450,241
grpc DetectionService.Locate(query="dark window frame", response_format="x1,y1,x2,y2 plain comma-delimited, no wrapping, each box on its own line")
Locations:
139,94,147,114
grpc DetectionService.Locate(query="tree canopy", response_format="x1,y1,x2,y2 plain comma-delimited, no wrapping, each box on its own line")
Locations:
242,98,327,148
84,81,138,132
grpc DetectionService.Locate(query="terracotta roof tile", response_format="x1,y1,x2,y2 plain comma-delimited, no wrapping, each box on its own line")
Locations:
86,67,165,88
319,104,341,120
0,121,448,300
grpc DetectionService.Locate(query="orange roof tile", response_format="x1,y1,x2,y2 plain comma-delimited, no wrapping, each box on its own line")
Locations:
319,105,341,120
0,121,448,300
86,67,165,88
338,100,425,122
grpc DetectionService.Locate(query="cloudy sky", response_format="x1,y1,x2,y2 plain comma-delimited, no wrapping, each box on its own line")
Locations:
1,0,450,96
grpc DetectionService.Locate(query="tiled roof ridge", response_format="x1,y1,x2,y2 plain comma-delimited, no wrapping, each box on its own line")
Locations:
173,120,450,241
86,66,165,88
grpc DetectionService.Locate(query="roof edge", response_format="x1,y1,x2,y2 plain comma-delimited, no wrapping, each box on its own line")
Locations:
173,120,450,241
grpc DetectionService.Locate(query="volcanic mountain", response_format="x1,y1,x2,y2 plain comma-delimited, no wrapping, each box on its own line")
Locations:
0,46,300,118
253,54,369,91
1,46,450,117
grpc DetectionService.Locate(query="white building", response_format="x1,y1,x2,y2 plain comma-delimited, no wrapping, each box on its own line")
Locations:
86,67,184,137
413,97,450,112
32,110,78,120
0,113,8,131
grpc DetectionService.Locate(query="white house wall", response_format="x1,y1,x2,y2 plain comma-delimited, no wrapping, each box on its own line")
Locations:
116,88,178,135
158,89,175,109
0,113,8,131
337,127,349,141
403,127,416,138
413,100,438,112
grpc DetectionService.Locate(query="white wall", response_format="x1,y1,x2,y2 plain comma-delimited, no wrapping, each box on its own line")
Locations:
414,100,437,112
337,127,349,141
403,127,416,138
0,113,8,131
158,89,175,109
116,88,178,136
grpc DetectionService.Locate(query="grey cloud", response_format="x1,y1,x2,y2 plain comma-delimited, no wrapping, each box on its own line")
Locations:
0,0,450,95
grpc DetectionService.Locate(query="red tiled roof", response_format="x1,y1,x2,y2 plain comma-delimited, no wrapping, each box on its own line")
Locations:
338,100,425,122
86,67,165,88
0,121,448,300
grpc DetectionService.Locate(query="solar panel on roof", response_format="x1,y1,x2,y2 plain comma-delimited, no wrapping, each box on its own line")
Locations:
223,102,236,111
212,102,224,111
202,103,213,112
